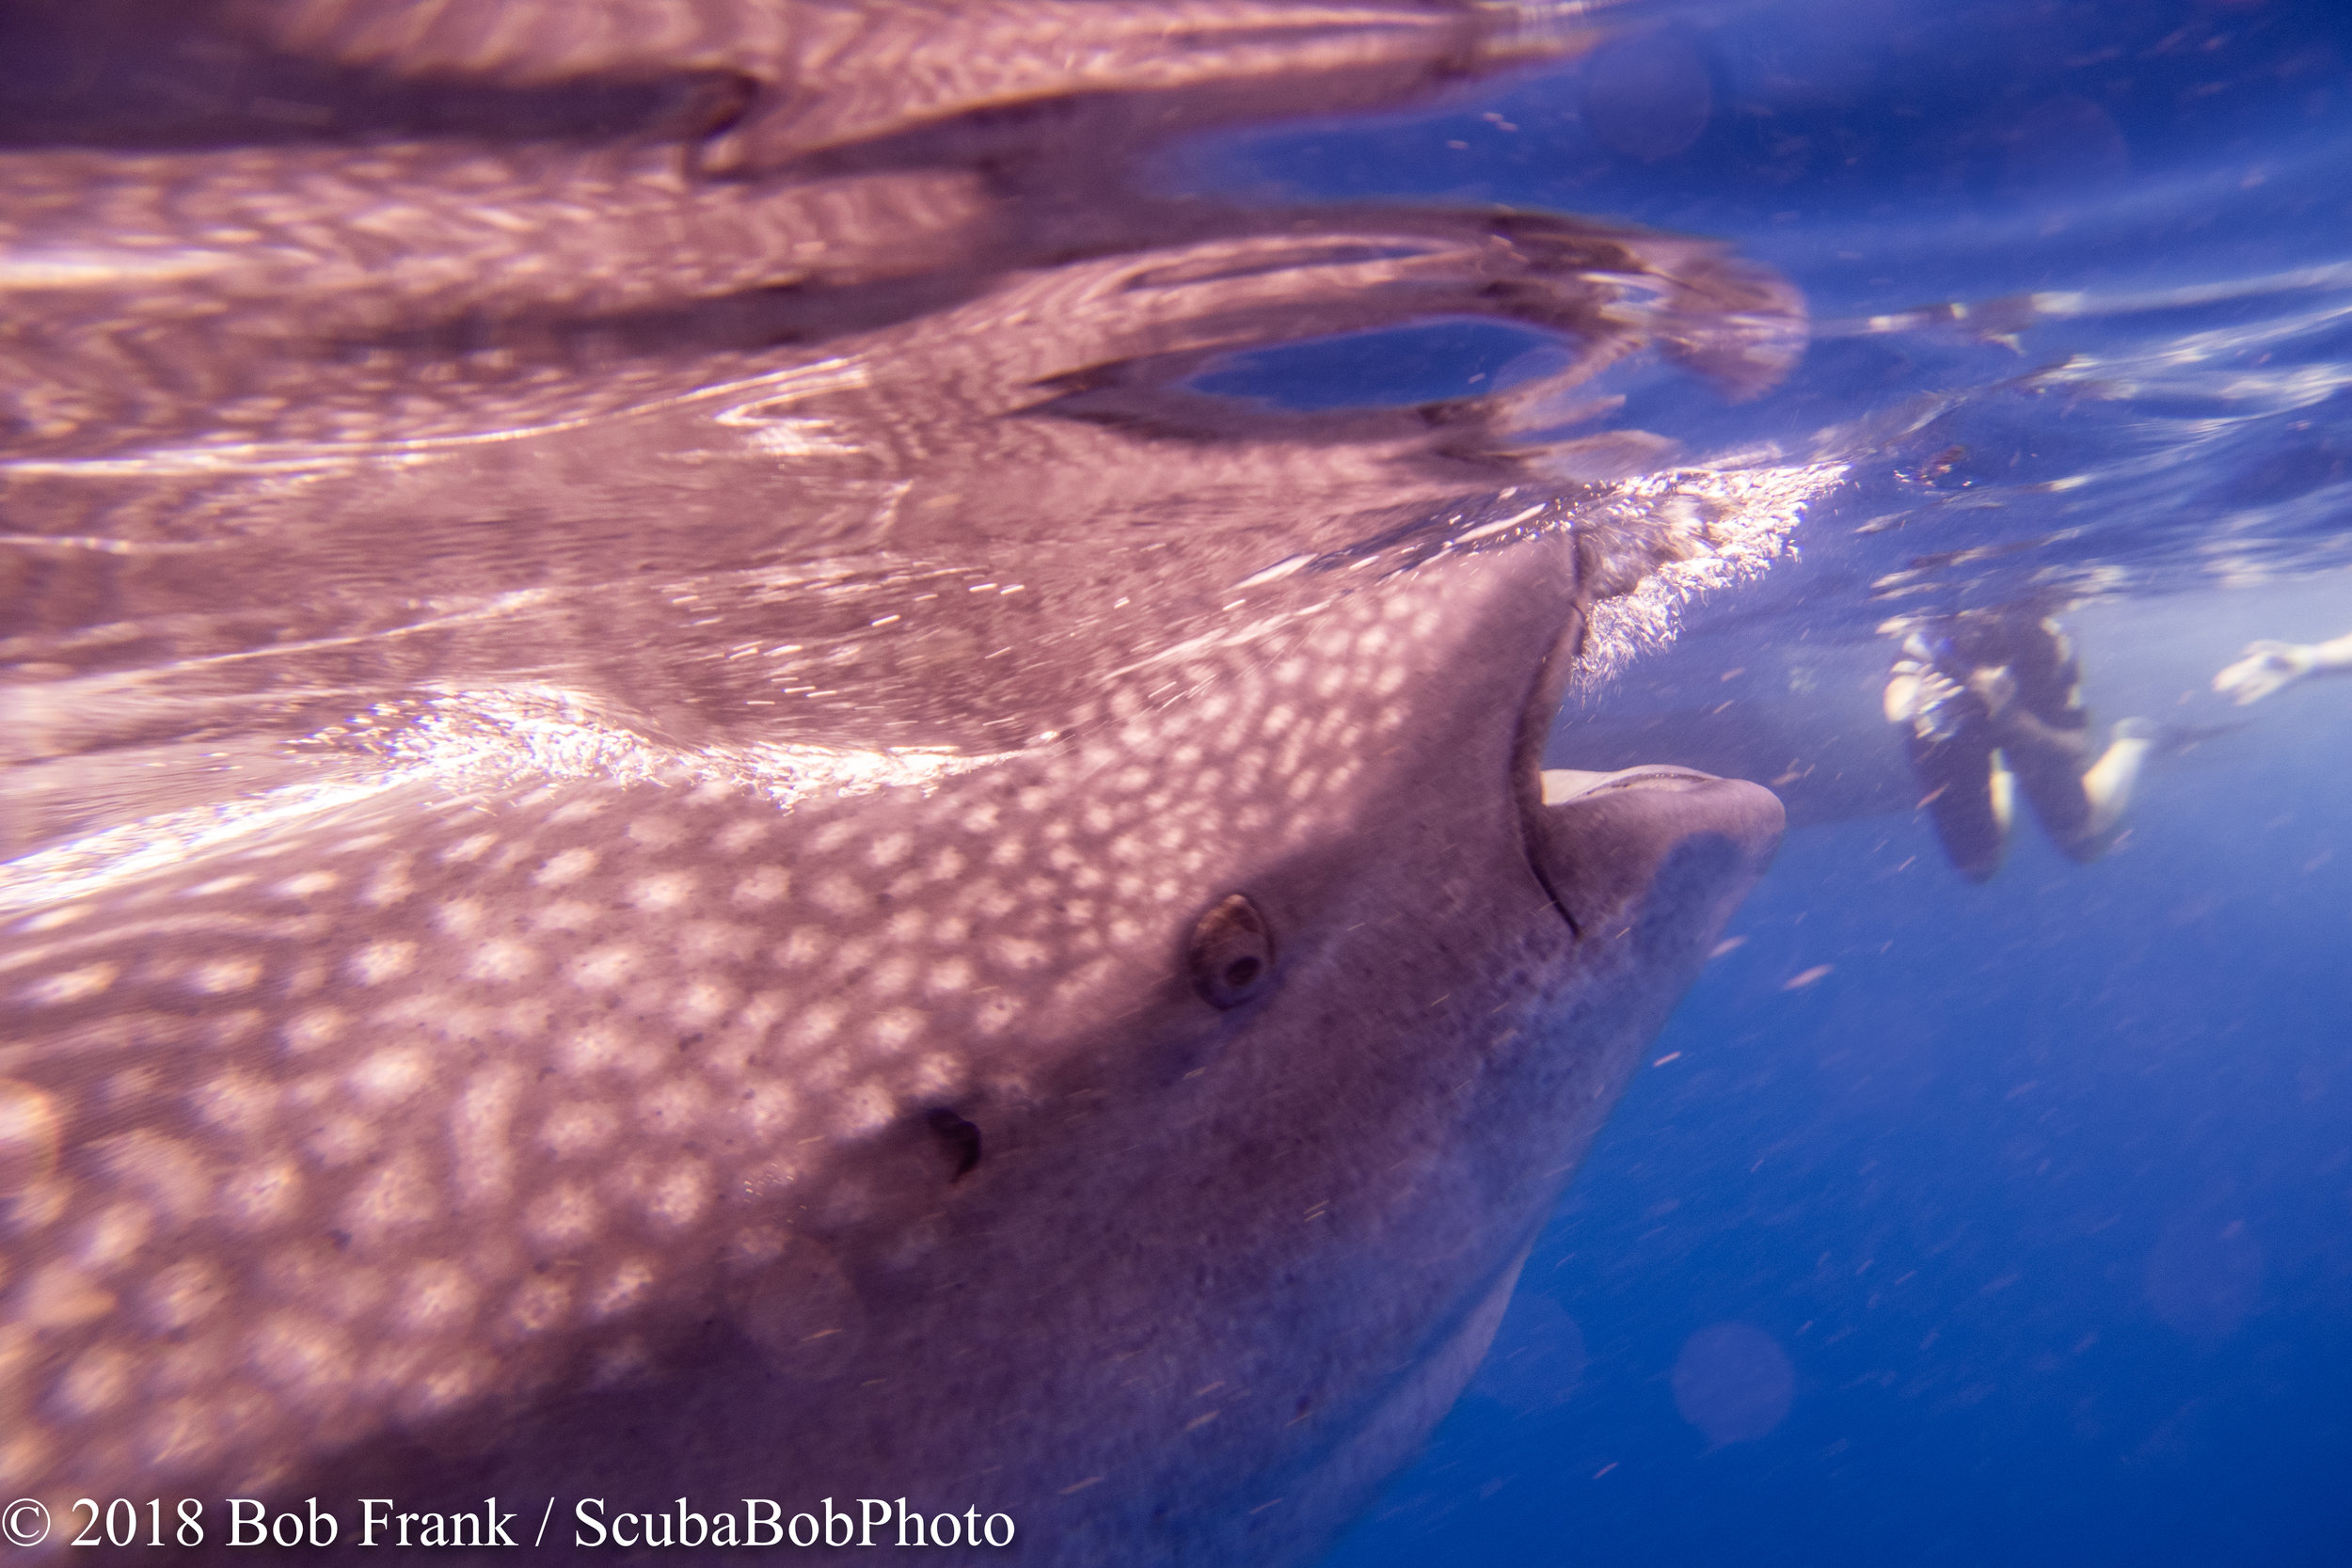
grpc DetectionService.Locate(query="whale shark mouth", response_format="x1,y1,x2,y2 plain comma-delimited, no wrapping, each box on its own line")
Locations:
1536,765,1723,802
1509,599,1787,942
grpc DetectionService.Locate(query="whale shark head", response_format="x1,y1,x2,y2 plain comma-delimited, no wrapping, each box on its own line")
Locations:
0,522,1779,1561
0,4,1802,1559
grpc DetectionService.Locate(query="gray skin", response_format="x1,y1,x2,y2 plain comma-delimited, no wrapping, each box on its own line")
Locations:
0,0,1792,473
1,3,1796,1560
0,534,1780,1565
0,277,1795,1560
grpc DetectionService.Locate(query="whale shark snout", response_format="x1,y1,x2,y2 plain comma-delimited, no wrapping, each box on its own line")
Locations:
1530,766,1786,950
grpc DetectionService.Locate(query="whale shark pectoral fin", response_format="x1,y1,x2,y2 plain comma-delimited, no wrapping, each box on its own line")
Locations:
1525,766,1785,949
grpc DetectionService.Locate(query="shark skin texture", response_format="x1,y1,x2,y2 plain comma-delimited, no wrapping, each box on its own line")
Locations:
0,532,1780,1565
0,215,1804,854
9,0,1596,177
0,0,1791,471
0,2,1802,1560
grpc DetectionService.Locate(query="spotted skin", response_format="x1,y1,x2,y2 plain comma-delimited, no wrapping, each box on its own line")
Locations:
1,531,1779,1562
2,4,1798,1558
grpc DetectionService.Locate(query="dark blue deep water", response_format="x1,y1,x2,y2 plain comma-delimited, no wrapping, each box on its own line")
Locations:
1335,582,2352,1568
1184,1,2352,1562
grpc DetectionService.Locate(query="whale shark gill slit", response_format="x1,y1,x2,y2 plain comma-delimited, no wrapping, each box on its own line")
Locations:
923,1108,985,1181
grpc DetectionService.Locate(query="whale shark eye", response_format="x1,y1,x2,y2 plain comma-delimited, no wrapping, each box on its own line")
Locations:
1189,894,1275,1008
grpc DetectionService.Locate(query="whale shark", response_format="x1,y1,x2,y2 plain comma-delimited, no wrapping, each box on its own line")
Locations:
2,2,1805,1560
0,532,1783,1564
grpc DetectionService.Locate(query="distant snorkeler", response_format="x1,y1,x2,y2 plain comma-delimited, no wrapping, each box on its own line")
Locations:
2213,629,2352,704
1883,608,2154,881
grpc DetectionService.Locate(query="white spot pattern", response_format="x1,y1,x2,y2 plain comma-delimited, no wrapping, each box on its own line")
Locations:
0,554,1585,1518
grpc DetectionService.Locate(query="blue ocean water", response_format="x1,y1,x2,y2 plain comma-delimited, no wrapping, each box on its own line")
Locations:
1331,582,2352,1567
1196,1,2352,1562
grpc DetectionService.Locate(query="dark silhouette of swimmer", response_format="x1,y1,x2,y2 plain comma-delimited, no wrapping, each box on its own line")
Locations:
1883,610,2153,880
